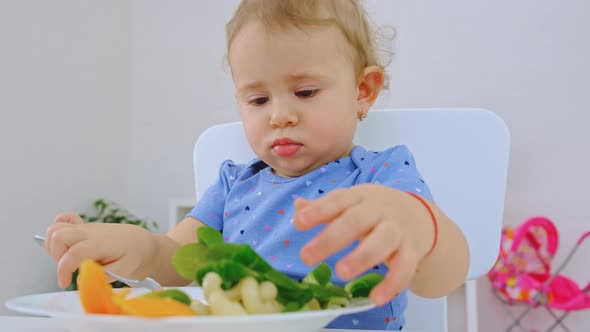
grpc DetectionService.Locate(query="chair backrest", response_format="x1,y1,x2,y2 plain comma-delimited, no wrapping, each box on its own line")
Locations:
193,108,510,332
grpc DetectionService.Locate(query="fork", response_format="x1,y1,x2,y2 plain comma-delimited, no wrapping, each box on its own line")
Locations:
34,235,162,291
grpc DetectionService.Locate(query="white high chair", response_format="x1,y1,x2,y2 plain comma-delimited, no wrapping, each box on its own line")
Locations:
192,108,510,332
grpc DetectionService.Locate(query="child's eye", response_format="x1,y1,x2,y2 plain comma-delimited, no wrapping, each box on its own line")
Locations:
295,89,318,98
249,97,269,106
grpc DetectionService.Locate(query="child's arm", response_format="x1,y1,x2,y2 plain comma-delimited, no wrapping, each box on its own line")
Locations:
293,184,469,305
402,194,469,298
137,216,210,286
45,213,207,288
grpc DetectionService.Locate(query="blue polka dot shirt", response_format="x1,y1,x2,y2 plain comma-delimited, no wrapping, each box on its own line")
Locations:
188,145,433,330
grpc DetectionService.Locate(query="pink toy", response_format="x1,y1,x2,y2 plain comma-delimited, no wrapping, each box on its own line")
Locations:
487,216,590,332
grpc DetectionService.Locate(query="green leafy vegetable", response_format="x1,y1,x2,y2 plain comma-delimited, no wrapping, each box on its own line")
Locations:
172,243,210,280
142,289,191,305
172,227,384,312
197,227,224,247
302,262,331,286
344,273,384,298
195,260,256,289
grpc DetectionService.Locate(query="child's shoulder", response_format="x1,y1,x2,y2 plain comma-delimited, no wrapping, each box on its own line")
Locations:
351,144,416,168
217,158,267,180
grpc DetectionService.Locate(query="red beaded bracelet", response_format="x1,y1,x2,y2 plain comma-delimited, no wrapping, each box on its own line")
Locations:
406,192,438,257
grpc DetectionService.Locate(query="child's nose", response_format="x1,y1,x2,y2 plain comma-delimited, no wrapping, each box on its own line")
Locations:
269,102,298,128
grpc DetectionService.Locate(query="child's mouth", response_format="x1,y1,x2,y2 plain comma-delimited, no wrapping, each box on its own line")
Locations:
273,144,302,157
272,138,302,157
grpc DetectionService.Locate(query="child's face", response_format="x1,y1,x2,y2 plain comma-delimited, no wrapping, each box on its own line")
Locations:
229,22,362,178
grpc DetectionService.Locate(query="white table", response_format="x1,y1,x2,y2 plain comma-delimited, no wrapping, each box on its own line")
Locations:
1,316,417,332
1,316,63,331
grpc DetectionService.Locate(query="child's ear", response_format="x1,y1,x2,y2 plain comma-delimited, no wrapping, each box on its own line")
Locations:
357,66,385,116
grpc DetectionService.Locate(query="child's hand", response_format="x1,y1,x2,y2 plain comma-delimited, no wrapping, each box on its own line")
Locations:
293,184,435,306
44,213,155,288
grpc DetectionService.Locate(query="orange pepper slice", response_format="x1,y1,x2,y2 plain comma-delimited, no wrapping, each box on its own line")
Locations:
78,260,196,317
78,260,123,314
113,296,197,317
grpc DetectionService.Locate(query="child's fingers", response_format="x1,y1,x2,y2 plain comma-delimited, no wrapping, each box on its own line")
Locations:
293,197,311,209
54,212,84,225
300,204,379,266
293,188,361,230
335,221,401,280
46,213,86,260
44,222,71,253
370,244,418,306
46,226,87,263
56,240,111,288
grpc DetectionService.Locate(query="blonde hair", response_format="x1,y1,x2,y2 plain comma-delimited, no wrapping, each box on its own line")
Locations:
226,0,392,88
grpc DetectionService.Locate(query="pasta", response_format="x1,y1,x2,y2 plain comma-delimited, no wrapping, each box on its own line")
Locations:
201,272,282,315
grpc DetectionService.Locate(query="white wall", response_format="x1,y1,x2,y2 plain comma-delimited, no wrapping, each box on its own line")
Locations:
0,0,133,314
125,0,240,225
1,0,588,330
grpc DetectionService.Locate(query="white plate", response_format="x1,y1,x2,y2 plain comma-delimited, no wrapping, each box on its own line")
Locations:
5,287,375,332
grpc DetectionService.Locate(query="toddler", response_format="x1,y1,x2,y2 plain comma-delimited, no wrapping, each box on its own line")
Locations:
45,0,469,330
